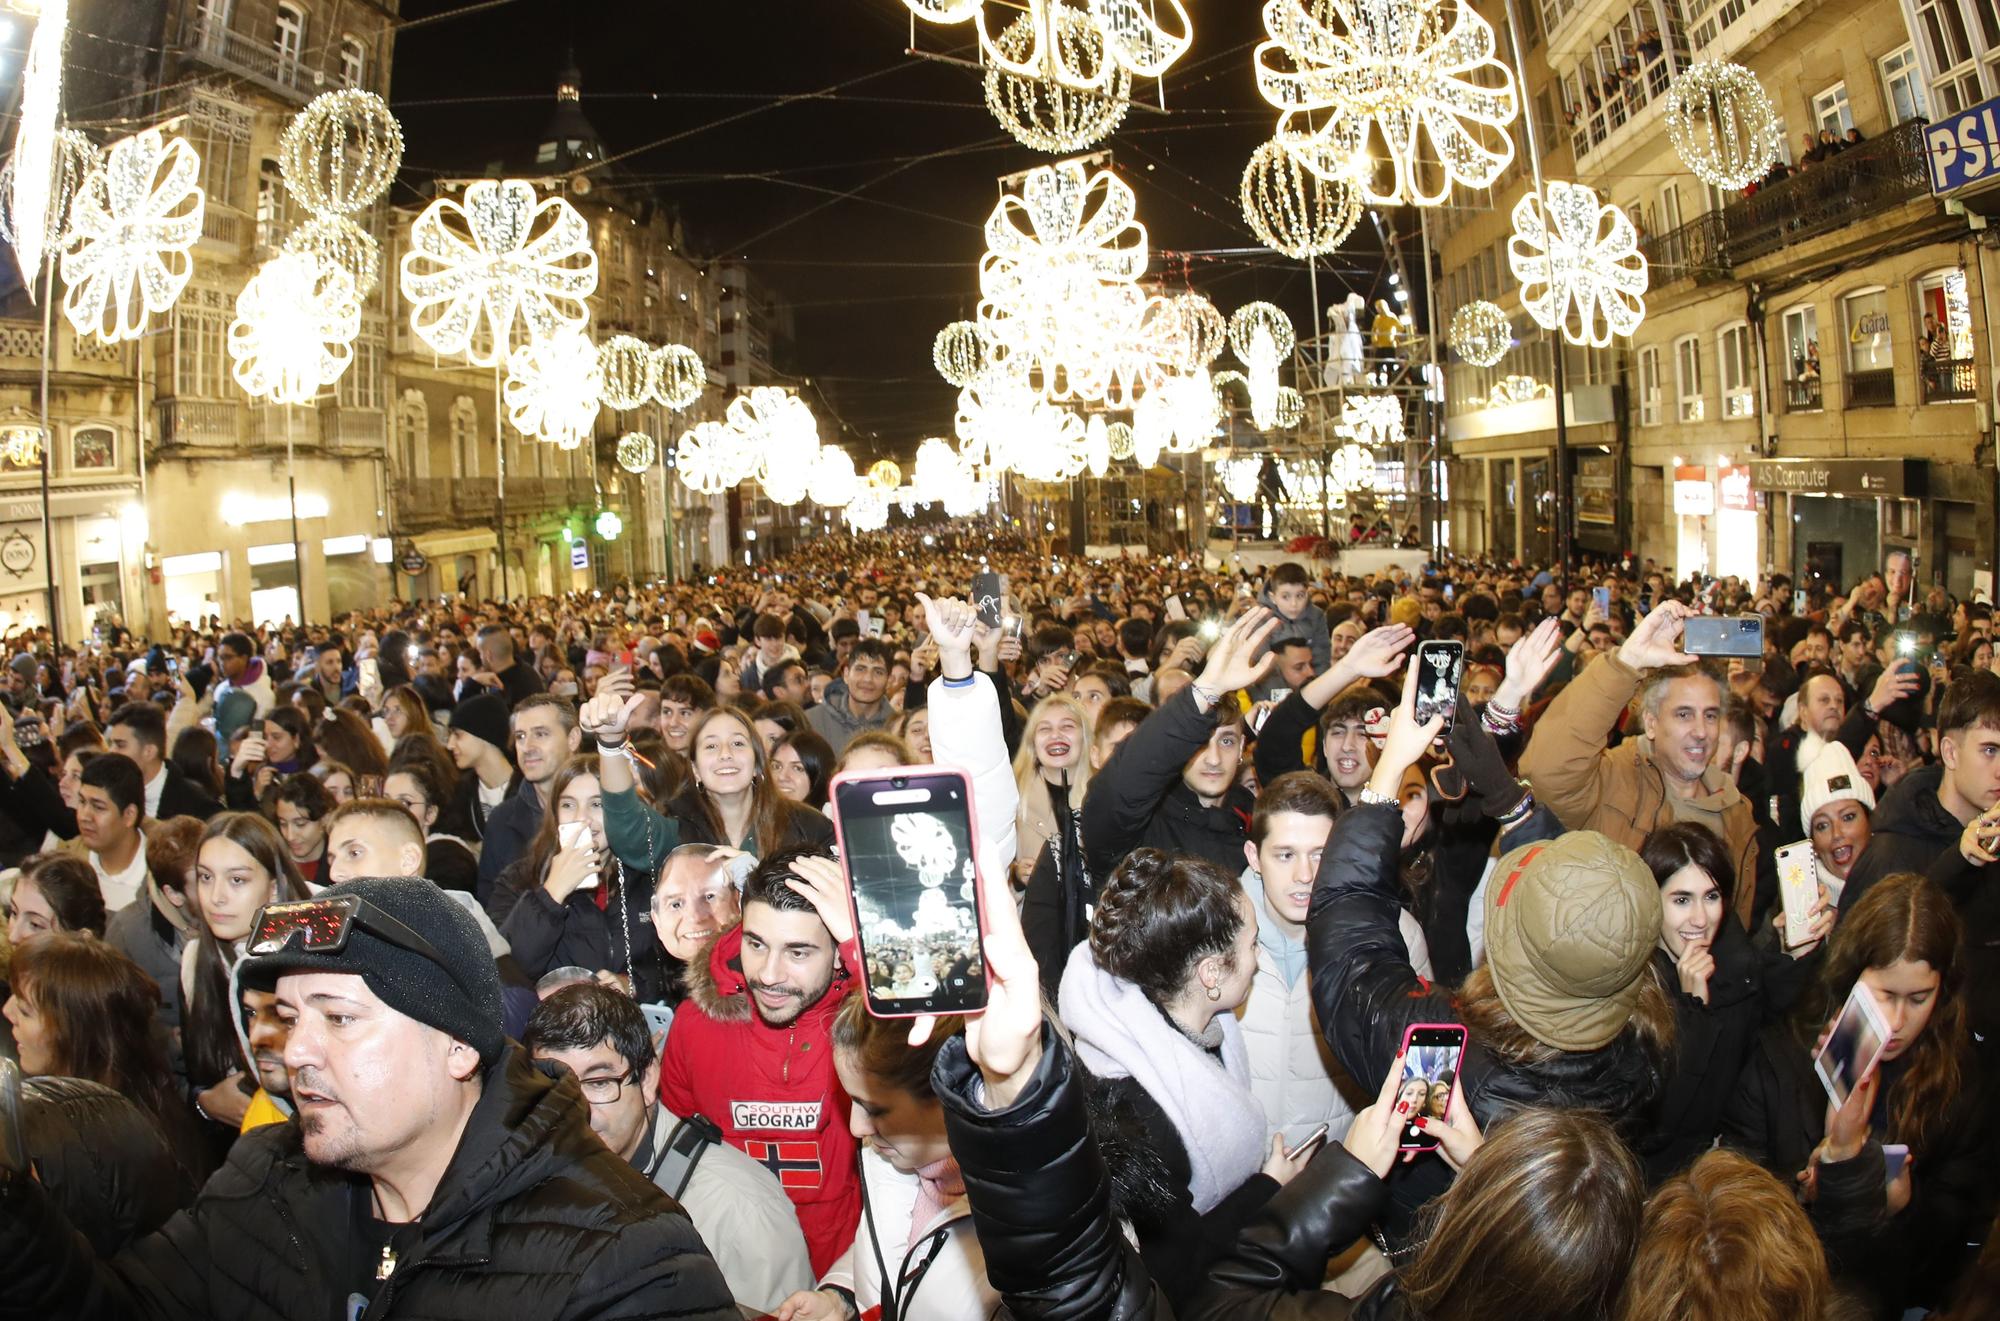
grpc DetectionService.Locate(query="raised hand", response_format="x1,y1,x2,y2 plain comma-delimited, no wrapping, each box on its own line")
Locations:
915,592,977,682
1617,599,1697,671
784,854,855,947
1369,655,1446,798
1340,1050,1413,1179
1496,616,1565,709
578,668,643,739
1868,659,1921,715
1341,623,1414,682
1195,606,1281,697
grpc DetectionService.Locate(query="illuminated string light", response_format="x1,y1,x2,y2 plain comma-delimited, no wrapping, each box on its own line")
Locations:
615,431,657,473
1228,301,1295,430
60,128,205,345
1083,414,1111,475
1448,300,1510,366
983,7,1132,152
845,486,890,532
676,421,745,495
869,458,903,490
228,251,362,405
8,0,68,286
808,445,860,507
1340,393,1404,446
652,343,706,410
1509,180,1648,348
1240,138,1361,258
282,213,381,299
598,334,659,410
933,320,988,387
279,89,403,216
503,325,602,447
0,128,92,263
1105,420,1135,460
1663,60,1781,191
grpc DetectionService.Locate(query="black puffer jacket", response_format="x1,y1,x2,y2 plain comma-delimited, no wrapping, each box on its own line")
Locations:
488,852,665,996
0,1045,738,1320
1081,685,1253,881
20,1077,193,1257
1843,765,1960,901
933,1022,1407,1321
1308,802,1666,1240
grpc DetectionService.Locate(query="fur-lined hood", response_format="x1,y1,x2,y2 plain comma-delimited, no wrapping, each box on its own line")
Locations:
681,922,854,1027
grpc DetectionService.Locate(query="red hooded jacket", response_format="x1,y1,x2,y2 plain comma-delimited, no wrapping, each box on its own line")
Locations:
661,923,860,1276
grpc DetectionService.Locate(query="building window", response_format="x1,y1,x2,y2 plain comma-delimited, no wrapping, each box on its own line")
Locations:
274,3,306,73
183,92,252,210
1638,345,1662,425
1843,288,1896,406
1917,268,1976,401
1717,324,1755,419
395,390,427,480
255,157,284,250
450,396,479,478
1914,0,1986,113
1781,304,1821,410
1675,335,1704,422
71,425,116,472
337,330,382,410
172,287,230,399
1880,45,1931,124
1811,83,1855,135
340,35,365,88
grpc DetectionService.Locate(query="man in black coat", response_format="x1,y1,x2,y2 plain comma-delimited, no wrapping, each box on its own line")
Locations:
105,701,221,821
0,875,736,1321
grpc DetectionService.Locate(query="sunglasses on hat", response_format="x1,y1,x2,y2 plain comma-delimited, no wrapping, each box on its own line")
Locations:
249,895,480,1000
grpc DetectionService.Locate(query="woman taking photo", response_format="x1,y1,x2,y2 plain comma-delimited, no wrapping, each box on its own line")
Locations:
226,707,316,809
1057,847,1297,1299
5,854,106,945
180,813,310,1137
1723,872,1985,1314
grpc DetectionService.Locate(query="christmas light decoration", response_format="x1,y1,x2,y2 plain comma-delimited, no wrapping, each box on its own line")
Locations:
503,325,602,448
1083,415,1111,476
282,213,381,299
279,89,403,216
675,422,744,495
1163,367,1221,451
809,445,860,507
1328,440,1378,493
1340,393,1403,446
598,335,659,410
933,320,987,387
845,486,891,532
594,509,623,539
1508,180,1648,348
0,426,45,467
1485,374,1550,406
616,431,657,473
1254,0,1519,207
1240,138,1362,258
1228,301,1295,430
1219,455,1262,502
1448,300,1510,366
0,129,93,264
984,8,1131,153
1273,386,1306,429
652,343,706,410
228,251,362,405
1663,60,1781,191
1131,393,1168,467
913,436,964,502
399,178,597,368
59,128,205,345
9,0,69,286
1105,420,1135,460
1161,293,1228,373
869,459,903,490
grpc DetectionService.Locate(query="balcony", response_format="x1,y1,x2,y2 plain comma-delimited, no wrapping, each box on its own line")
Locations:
156,399,240,447
323,407,385,450
1784,377,1823,411
0,321,130,377
198,203,247,257
1568,45,1681,169
1922,357,1977,403
1640,211,1730,283
1847,369,1896,408
1725,123,1933,265
1686,0,1812,66
250,404,317,449
179,12,317,101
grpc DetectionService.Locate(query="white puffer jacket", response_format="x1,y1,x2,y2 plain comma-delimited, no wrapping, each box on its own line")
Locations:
818,1147,1000,1320
1234,867,1434,1148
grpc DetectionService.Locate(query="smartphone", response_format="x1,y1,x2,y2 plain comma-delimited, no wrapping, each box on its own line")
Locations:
640,1001,675,1043
1814,979,1893,1110
359,657,380,690
1413,640,1465,733
1443,582,1455,602
973,572,1005,628
1395,1023,1468,1151
856,609,872,636
1284,1121,1329,1162
558,820,599,889
868,617,886,639
1775,841,1820,949
1793,588,1808,614
828,767,988,1018
1059,649,1081,670
168,657,180,676
1000,613,1024,641
1592,586,1610,616
1683,615,1764,658
1164,594,1187,621
1882,1142,1910,1185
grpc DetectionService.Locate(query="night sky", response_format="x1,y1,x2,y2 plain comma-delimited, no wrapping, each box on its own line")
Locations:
390,0,1402,463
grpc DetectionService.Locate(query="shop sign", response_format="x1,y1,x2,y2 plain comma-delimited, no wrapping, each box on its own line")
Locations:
571,541,590,570
398,549,429,576
1673,465,1713,515
0,529,35,577
1927,96,2000,195
1718,465,1755,511
1747,458,1916,496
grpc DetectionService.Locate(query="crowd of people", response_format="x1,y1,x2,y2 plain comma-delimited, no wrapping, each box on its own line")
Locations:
0,520,1994,1320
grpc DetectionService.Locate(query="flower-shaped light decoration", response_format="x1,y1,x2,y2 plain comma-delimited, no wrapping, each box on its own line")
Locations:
1254,0,1519,207
652,343,706,410
1228,301,1296,430
978,158,1149,404
1083,415,1112,476
399,178,598,368
1241,137,1362,258
1008,404,1090,480
1105,420,1136,460
1328,440,1378,493
282,213,381,299
616,431,658,474
1508,180,1648,348
0,129,95,270
228,251,362,405
9,0,70,286
1448,299,1510,366
1340,393,1404,446
809,445,860,507
913,437,965,503
1164,367,1221,451
598,335,659,411
279,89,403,216
953,362,1034,472
503,324,602,448
675,421,748,495
721,388,818,506
845,485,891,532
933,320,988,387
1663,61,1781,191
984,7,1131,153
60,129,206,345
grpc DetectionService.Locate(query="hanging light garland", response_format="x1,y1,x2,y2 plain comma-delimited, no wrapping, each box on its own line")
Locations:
598,334,659,411
1662,60,1781,191
227,251,362,405
933,320,988,387
615,431,657,473
282,213,381,299
399,178,597,368
1448,300,1511,366
983,8,1132,152
1240,137,1362,258
59,128,205,345
652,343,706,410
502,324,602,448
1508,180,1648,348
9,0,70,287
1253,0,1520,207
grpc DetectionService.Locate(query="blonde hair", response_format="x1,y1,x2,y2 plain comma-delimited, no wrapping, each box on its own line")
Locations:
1011,693,1094,801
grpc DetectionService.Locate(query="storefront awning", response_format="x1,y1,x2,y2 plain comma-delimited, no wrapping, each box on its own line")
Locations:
410,529,497,557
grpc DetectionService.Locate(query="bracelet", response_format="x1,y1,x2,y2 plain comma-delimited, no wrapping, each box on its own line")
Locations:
1496,786,1536,825
1188,681,1218,708
595,733,627,751
1357,785,1398,807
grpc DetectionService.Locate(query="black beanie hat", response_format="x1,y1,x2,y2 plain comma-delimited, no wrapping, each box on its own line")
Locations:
239,875,506,1065
450,691,511,754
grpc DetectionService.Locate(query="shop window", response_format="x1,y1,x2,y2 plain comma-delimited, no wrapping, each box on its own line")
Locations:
1717,324,1755,419
1675,334,1703,422
1842,288,1895,407
1638,345,1661,425
71,425,116,472
1781,304,1821,410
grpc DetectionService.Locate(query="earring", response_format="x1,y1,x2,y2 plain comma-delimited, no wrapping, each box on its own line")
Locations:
1206,984,1221,1002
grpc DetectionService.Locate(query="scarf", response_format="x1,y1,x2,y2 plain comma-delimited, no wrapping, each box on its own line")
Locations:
907,1155,966,1251
1058,943,1267,1213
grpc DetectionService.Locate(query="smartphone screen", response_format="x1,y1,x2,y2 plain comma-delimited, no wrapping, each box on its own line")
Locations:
1592,586,1610,615
1396,1024,1467,1151
1164,594,1187,621
830,769,988,1018
1774,841,1819,949
1683,615,1764,657
1414,640,1465,732
1814,980,1892,1109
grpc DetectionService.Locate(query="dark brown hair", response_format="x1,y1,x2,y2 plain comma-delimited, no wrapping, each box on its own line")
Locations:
15,854,106,936
9,934,183,1130
1251,770,1341,846
830,991,963,1102
1639,821,1735,891
1089,848,1244,1006
1618,1148,1828,1321
144,815,205,896
184,813,310,1086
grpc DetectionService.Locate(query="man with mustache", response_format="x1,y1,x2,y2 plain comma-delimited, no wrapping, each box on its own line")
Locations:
659,845,860,1278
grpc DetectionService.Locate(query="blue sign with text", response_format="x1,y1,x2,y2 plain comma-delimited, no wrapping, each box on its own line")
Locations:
1927,98,2000,194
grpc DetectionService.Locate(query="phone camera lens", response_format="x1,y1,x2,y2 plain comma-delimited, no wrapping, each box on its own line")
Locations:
892,776,907,790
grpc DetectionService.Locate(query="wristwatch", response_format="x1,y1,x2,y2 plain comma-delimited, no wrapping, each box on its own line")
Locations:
1356,785,1399,807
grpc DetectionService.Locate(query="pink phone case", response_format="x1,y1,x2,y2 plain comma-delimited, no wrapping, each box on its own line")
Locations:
1395,1022,1468,1152
825,764,990,1019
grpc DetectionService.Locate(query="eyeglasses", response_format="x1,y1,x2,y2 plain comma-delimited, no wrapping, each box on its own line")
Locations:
577,1071,638,1105
247,895,483,1004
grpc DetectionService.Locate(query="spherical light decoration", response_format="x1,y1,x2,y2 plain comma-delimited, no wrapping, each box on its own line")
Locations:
1229,302,1295,430
1240,138,1361,259
598,334,659,411
1105,420,1135,461
228,251,362,405
652,343,706,410
399,178,598,368
869,459,903,490
594,509,623,540
1254,0,1519,207
615,431,657,474
808,445,860,507
503,324,602,447
983,7,1132,153
278,89,404,216
60,128,206,345
1663,60,1781,191
0,129,94,264
1509,180,1648,348
282,212,381,299
844,486,890,532
1448,300,1510,367
933,320,987,387
8,0,70,285
1162,293,1228,373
